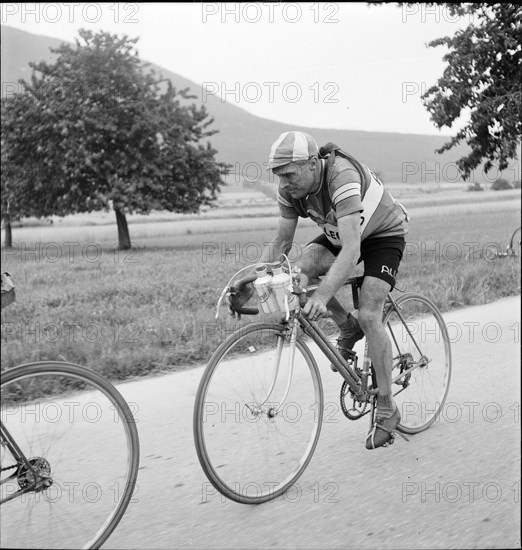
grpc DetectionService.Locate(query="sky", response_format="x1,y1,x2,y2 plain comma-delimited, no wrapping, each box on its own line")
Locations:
1,2,474,135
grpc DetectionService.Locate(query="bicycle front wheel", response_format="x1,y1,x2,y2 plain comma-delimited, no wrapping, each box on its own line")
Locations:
383,294,452,434
193,322,323,504
0,362,140,549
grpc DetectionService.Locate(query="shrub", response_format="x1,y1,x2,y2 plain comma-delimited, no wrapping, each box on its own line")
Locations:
491,178,513,190
467,183,484,192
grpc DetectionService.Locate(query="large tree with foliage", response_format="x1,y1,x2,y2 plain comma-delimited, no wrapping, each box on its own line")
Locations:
421,3,521,179
374,3,521,180
1,29,226,249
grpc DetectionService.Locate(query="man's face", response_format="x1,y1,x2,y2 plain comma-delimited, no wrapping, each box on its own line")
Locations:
273,160,316,199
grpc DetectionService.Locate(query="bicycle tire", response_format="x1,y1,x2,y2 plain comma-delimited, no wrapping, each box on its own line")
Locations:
509,227,521,257
383,294,452,434
193,322,323,505
0,361,140,549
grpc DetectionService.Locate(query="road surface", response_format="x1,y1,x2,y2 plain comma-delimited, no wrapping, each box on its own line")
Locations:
108,295,520,549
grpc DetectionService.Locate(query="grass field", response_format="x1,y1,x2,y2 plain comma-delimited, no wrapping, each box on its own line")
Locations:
1,204,520,381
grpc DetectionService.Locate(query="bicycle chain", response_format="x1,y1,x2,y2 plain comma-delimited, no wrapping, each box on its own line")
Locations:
1,463,18,472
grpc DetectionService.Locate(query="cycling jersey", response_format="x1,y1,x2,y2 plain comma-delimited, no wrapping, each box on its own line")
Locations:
277,148,409,248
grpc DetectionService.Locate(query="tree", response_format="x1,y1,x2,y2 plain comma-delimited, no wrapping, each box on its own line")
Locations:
1,106,48,249
420,3,522,180
1,29,226,249
374,3,521,180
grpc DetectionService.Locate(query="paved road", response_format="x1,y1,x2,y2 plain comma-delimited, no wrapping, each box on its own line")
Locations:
2,296,519,548
105,295,520,549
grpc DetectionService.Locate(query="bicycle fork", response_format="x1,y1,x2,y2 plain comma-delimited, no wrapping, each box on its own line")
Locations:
255,317,299,417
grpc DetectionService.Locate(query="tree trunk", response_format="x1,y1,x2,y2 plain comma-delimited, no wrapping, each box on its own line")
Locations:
114,207,131,250
3,216,12,249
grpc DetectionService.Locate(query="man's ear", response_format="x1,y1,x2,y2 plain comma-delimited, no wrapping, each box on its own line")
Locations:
308,156,317,170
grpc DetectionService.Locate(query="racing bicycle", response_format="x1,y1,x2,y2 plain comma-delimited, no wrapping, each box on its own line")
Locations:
1,278,140,549
193,260,452,504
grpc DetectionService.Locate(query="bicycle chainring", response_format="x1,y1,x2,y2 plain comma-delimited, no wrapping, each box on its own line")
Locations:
340,381,369,420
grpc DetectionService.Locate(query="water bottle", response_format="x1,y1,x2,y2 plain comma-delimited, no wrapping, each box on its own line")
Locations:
253,265,278,313
269,262,299,313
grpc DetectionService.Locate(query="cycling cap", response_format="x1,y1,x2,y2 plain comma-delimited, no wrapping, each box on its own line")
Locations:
267,131,319,170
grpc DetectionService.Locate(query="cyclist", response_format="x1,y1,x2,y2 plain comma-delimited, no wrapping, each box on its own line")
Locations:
231,130,409,449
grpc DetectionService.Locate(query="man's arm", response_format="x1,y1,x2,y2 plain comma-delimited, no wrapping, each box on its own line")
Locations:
260,216,298,264
303,212,361,317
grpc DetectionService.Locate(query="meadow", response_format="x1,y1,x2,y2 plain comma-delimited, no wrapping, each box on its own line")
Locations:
1,202,520,381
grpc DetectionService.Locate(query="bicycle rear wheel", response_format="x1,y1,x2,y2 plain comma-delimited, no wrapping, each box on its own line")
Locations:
383,294,451,434
509,227,521,257
0,362,140,549
193,322,323,504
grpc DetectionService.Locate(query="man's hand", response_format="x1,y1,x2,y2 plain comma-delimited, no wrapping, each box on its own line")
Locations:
228,281,255,318
302,295,328,321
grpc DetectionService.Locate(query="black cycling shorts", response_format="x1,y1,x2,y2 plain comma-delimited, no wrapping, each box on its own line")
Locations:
307,233,406,289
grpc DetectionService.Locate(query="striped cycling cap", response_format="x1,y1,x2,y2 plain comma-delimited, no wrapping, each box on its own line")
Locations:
267,131,319,170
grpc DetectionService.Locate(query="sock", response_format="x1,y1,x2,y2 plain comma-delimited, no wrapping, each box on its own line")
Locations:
337,313,364,350
376,394,396,419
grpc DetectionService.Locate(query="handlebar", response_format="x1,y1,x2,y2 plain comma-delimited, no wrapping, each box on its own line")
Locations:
229,274,333,320
229,275,259,316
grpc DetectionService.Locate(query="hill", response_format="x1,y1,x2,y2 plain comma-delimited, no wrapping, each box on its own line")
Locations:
0,24,497,184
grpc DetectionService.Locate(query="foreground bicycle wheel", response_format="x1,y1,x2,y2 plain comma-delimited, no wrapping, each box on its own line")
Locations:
383,294,452,434
194,323,323,504
0,362,140,549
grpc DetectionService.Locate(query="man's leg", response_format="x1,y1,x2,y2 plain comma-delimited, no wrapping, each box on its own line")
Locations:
358,275,400,448
358,276,393,402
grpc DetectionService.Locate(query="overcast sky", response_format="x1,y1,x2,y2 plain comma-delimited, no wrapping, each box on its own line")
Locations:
1,2,474,135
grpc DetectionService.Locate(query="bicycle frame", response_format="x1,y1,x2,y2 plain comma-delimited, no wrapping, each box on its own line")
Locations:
298,313,364,399
254,291,432,415
222,259,435,417
384,293,428,374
